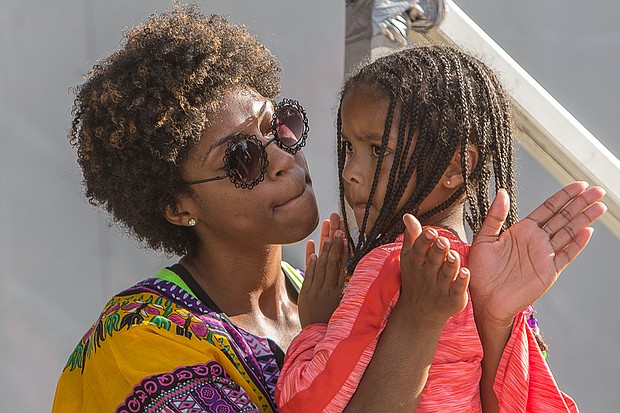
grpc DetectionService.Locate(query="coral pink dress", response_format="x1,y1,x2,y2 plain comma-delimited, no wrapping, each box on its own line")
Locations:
276,228,578,413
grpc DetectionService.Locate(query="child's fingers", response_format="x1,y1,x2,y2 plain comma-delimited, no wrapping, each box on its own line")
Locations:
401,213,423,253
305,239,316,265
329,212,342,239
405,227,438,269
319,219,331,252
337,236,349,289
338,260,347,289
549,201,606,253
526,181,589,228
314,236,332,288
438,249,460,289
476,189,510,240
325,231,344,286
554,226,595,274
450,268,470,303
301,253,317,293
426,236,450,278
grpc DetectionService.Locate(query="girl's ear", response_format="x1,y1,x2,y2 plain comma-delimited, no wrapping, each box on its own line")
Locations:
442,144,479,189
164,193,196,227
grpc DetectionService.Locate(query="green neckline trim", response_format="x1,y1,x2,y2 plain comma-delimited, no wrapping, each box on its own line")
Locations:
154,268,198,299
154,261,303,296
281,261,303,293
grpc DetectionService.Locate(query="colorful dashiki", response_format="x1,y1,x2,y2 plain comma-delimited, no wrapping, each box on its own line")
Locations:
52,264,302,413
276,228,579,413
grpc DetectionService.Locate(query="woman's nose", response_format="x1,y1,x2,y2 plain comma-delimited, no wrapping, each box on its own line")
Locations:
264,138,295,179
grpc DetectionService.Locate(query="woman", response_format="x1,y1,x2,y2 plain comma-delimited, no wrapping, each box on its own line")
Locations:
52,5,323,412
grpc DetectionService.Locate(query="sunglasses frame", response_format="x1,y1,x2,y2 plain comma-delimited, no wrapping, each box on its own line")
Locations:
271,98,309,154
185,99,308,190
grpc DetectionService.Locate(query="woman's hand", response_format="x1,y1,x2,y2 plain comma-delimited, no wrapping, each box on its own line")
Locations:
298,213,348,328
468,182,607,327
399,214,470,328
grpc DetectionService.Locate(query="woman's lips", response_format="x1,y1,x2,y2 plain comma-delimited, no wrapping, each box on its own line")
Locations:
275,184,307,208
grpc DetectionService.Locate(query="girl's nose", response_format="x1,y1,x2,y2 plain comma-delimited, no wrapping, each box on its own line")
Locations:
342,155,366,185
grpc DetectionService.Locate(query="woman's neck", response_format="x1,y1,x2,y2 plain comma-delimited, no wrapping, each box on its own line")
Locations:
180,239,287,318
180,238,301,350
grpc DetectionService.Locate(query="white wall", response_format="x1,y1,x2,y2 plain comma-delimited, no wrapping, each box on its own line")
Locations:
1,1,617,412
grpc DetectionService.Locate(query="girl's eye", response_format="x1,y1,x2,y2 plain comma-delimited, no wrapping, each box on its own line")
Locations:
372,145,387,157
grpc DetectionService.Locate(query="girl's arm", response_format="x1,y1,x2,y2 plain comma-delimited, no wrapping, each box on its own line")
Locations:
344,214,469,412
468,183,606,412
277,214,469,412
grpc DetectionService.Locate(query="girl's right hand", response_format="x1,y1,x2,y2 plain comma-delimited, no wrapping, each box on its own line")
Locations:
399,214,470,328
298,213,348,328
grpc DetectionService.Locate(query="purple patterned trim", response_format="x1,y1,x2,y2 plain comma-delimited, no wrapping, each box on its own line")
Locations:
134,278,277,403
115,361,263,413
114,278,279,411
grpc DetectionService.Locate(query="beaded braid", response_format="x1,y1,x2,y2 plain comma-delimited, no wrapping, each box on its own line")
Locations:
337,44,519,273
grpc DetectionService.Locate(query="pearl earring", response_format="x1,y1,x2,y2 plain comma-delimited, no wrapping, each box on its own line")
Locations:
188,218,197,227
446,180,452,186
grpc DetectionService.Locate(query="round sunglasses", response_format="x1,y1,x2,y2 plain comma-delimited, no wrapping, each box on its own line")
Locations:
186,99,308,190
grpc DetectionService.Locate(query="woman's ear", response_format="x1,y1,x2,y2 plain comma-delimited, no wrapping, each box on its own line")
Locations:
163,194,196,227
442,144,479,189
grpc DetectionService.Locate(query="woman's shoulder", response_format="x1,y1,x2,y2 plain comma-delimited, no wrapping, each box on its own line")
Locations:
55,274,277,412
62,275,223,373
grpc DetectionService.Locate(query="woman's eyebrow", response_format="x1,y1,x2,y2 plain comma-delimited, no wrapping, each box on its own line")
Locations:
209,133,238,153
196,132,239,166
203,101,269,160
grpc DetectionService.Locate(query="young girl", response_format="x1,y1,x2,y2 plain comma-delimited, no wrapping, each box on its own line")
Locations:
276,45,606,412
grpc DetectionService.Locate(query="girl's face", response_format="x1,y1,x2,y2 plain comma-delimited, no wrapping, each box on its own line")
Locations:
178,87,319,247
340,86,450,233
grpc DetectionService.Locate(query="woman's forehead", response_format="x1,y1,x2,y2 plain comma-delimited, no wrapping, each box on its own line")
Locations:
202,87,271,139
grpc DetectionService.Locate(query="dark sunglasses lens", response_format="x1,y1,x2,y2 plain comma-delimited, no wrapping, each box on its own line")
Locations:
228,140,262,183
275,106,303,147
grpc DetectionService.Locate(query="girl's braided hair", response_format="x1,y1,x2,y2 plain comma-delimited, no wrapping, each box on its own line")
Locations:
338,45,519,272
69,4,281,256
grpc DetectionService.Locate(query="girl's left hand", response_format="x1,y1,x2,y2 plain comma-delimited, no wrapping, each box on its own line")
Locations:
298,213,348,328
468,182,607,327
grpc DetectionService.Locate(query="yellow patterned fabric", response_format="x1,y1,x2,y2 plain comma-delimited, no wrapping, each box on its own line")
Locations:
52,270,285,412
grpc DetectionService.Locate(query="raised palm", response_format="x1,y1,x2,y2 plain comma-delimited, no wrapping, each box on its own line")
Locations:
468,182,607,325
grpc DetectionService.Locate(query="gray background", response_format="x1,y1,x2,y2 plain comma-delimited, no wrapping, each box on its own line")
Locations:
0,1,617,412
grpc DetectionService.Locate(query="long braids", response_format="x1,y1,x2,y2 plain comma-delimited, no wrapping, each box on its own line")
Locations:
338,45,518,274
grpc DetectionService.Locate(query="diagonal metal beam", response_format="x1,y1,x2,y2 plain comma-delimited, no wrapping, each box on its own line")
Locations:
412,0,620,238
